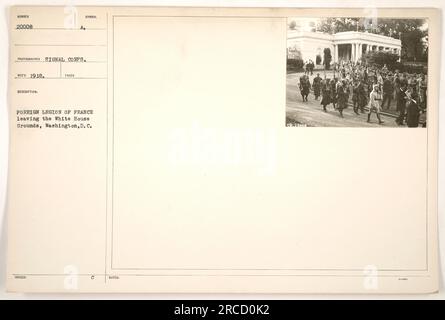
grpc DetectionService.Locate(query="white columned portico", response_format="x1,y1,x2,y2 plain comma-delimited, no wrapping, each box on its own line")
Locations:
287,30,401,67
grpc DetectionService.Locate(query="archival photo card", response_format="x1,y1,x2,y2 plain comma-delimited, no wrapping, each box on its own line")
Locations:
5,7,440,294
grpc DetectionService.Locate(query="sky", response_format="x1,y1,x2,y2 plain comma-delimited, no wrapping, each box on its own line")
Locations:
288,17,319,32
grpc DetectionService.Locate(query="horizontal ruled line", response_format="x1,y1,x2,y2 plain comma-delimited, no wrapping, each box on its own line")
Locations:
14,77,107,80
16,27,106,30
14,60,107,63
11,273,431,278
14,44,107,47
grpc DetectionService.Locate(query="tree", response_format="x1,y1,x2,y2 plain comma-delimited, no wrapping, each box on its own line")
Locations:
316,54,322,65
362,51,399,70
375,18,427,62
316,18,364,34
401,28,426,61
323,48,332,70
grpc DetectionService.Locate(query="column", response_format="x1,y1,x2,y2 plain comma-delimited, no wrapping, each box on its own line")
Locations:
350,44,354,61
358,43,362,60
352,43,356,62
356,43,359,61
353,43,357,61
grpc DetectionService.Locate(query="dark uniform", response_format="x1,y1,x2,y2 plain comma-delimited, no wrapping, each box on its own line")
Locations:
352,81,360,114
396,77,408,125
357,81,367,114
320,79,331,112
299,75,310,102
312,75,322,100
418,77,427,110
382,77,394,110
336,80,349,117
406,88,420,128
330,79,337,109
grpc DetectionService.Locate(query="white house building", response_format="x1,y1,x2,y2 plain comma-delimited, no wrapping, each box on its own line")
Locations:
287,30,402,65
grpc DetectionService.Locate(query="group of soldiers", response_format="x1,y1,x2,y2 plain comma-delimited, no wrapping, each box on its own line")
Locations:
297,60,427,127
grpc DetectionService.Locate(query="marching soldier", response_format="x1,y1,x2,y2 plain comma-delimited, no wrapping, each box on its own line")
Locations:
312,73,322,100
309,60,315,75
330,78,337,109
336,80,349,118
320,77,331,112
357,78,367,114
305,61,310,75
299,74,310,102
382,75,394,110
396,73,408,125
352,79,360,115
418,74,427,110
405,86,421,128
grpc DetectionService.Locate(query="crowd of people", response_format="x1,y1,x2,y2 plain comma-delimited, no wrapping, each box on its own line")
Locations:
297,60,427,127
304,60,316,76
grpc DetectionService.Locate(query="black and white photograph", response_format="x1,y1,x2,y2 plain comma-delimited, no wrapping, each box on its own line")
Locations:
286,17,428,127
